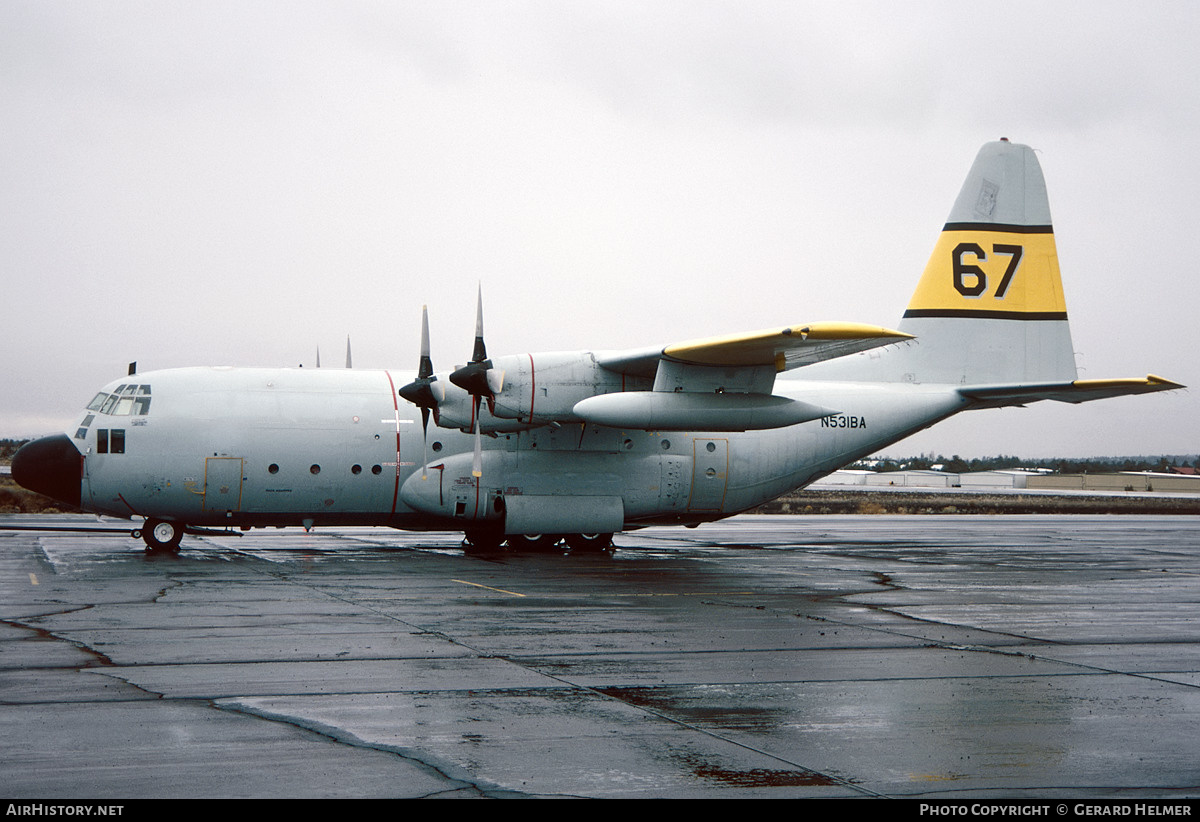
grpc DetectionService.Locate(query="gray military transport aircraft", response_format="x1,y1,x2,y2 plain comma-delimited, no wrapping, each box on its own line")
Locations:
12,140,1183,552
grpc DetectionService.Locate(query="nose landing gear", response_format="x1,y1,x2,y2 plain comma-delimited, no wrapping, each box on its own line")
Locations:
136,519,184,552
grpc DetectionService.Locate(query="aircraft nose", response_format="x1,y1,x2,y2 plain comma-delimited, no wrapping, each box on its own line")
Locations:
11,434,83,509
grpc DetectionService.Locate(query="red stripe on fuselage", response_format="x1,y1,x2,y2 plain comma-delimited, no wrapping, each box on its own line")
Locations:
383,370,401,516
527,353,536,424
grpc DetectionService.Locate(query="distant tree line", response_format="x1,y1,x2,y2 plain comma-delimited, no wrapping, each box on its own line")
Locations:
0,439,28,461
856,454,1200,474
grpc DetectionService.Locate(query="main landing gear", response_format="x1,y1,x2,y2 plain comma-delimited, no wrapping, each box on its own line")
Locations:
136,519,184,553
462,529,614,554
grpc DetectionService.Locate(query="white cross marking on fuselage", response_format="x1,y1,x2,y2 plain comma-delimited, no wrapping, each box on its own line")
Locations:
381,411,414,432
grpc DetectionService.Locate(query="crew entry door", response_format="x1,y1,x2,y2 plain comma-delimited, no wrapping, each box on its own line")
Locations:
204,457,244,513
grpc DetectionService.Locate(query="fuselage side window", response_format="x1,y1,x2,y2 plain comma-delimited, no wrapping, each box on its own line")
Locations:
110,429,125,454
97,429,108,454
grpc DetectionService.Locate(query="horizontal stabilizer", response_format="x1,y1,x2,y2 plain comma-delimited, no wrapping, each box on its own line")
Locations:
960,374,1183,408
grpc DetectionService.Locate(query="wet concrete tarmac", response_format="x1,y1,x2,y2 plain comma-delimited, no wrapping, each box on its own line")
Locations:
2,514,1198,798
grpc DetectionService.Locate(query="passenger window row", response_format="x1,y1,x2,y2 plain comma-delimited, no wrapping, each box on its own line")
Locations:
267,463,385,475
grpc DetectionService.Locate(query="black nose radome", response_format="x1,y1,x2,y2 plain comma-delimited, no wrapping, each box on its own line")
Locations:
12,434,82,509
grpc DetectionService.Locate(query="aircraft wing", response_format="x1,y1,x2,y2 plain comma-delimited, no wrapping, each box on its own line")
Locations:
960,375,1184,409
596,322,912,377
662,321,912,370
581,322,910,431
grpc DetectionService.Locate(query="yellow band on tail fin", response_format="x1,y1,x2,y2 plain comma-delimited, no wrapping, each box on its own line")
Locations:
905,223,1067,319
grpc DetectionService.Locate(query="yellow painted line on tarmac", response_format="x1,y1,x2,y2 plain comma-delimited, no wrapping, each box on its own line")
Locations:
29,573,38,586
624,591,755,597
452,579,526,598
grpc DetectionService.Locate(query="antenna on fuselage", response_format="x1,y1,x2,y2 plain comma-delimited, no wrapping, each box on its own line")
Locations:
345,336,352,369
127,362,137,376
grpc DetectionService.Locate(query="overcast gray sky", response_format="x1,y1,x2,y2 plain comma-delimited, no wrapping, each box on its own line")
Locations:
3,0,1197,458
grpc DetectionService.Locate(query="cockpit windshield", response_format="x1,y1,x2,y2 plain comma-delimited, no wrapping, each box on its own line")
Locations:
88,385,152,416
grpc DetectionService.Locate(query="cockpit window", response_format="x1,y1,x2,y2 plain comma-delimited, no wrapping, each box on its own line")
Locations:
75,414,95,440
94,385,151,415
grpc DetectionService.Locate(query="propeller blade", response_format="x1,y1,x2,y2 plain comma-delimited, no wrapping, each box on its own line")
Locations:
470,282,487,363
486,367,505,395
417,305,433,378
420,406,430,480
399,306,442,414
471,398,483,478
450,287,498,407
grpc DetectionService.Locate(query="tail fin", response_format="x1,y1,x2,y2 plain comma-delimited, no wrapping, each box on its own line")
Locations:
897,139,1078,385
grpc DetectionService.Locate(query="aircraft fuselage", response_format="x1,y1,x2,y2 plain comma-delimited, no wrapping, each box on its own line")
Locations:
47,364,964,535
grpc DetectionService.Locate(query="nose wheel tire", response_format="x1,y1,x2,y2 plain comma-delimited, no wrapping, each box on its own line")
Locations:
142,519,183,552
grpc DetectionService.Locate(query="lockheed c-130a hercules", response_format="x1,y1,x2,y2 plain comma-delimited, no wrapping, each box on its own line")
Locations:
12,140,1183,553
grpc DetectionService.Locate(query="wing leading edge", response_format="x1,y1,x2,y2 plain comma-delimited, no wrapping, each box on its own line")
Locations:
662,321,912,370
595,321,911,377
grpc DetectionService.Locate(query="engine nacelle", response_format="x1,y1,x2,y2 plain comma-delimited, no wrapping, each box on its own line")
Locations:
431,378,533,434
434,351,645,431
487,351,639,424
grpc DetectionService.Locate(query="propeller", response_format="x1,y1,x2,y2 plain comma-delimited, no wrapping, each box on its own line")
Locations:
449,285,504,479
397,306,442,479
